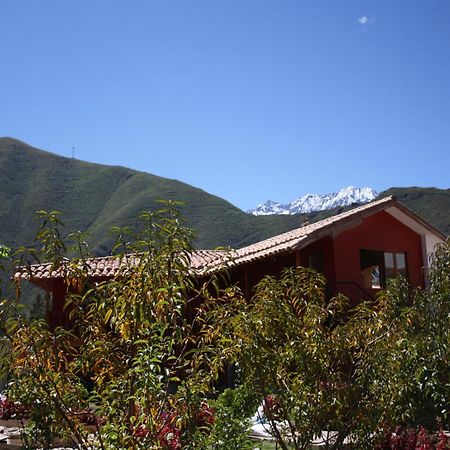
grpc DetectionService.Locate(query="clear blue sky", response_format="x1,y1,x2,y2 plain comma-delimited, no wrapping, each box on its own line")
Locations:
1,1,449,211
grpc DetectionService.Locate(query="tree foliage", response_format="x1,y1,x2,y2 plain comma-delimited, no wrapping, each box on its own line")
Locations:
0,204,448,449
225,240,449,449
0,203,244,449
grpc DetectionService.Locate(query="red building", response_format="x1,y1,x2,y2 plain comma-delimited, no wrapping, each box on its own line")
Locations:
227,196,445,303
17,196,446,327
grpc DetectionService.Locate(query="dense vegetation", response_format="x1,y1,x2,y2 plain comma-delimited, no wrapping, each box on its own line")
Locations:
1,138,448,259
0,206,448,449
1,205,245,449
0,137,302,254
226,253,449,449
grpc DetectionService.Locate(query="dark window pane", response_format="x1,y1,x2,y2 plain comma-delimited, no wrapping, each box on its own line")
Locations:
385,268,397,280
308,252,324,273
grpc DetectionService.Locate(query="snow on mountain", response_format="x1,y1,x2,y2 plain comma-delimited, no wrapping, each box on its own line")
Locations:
249,187,378,216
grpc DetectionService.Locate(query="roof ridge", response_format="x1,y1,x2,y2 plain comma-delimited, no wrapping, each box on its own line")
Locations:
236,195,395,256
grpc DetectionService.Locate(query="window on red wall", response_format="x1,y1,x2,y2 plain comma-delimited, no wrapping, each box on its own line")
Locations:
360,250,408,289
308,252,324,273
384,252,407,280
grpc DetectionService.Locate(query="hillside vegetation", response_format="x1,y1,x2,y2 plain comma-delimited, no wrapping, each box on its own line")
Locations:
0,138,302,254
381,186,450,236
0,138,448,257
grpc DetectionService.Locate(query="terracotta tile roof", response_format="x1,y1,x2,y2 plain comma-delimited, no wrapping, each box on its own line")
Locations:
15,249,228,284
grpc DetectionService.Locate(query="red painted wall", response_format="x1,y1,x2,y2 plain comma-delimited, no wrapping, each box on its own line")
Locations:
47,280,69,329
236,252,296,299
333,211,424,296
299,235,336,291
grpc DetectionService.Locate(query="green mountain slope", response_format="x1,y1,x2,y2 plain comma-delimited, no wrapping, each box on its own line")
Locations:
0,138,448,259
379,187,450,236
0,138,301,254
304,187,450,237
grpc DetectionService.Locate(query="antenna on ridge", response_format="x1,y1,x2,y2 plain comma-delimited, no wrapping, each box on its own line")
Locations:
72,146,75,159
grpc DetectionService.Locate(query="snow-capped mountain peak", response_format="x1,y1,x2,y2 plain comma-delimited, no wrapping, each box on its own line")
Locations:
249,186,378,216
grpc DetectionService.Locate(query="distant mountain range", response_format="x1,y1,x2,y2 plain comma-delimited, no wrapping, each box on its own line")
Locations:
250,186,378,215
0,138,448,260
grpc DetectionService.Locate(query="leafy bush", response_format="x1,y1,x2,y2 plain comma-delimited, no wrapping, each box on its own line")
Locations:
1,205,448,450
220,240,450,450
1,204,245,449
374,425,449,450
0,395,29,420
202,386,256,450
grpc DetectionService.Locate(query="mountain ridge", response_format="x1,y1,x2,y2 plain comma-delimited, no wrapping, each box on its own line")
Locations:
0,137,303,253
0,138,448,259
